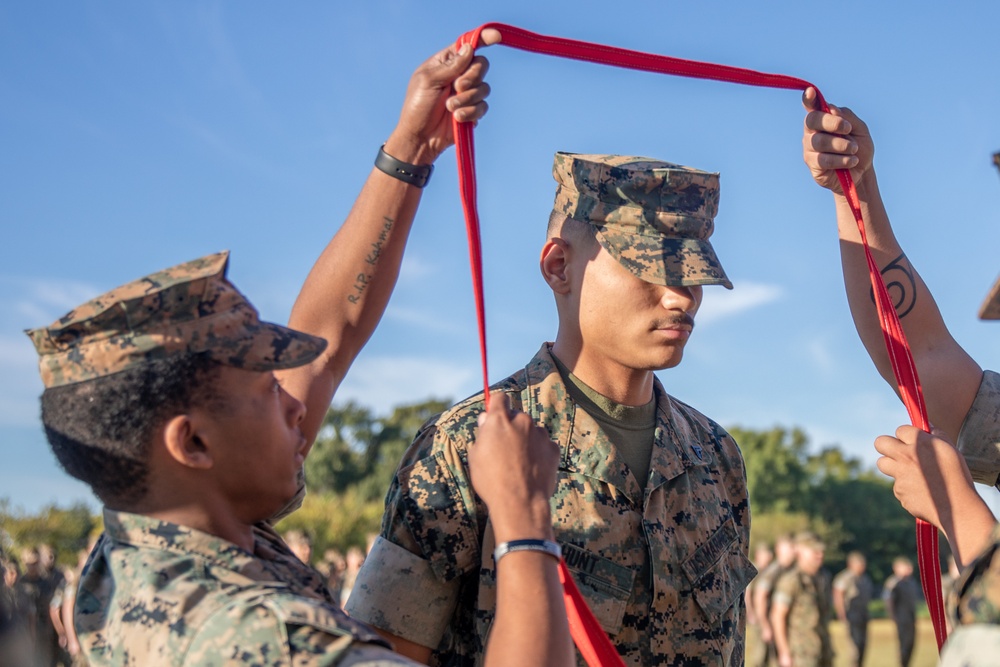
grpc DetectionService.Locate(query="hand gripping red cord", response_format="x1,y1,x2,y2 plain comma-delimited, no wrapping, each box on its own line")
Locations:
451,22,947,661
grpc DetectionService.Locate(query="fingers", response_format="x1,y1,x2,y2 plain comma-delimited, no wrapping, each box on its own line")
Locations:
803,108,852,136
453,55,490,92
478,392,511,426
447,55,491,123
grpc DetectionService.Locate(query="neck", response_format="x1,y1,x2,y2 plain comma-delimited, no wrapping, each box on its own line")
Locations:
550,340,654,406
132,490,256,552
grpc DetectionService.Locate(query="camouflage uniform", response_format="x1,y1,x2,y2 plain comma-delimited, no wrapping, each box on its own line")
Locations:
956,369,1000,491
75,509,412,666
832,567,872,667
27,254,419,667
772,567,833,667
347,154,755,666
939,523,1000,666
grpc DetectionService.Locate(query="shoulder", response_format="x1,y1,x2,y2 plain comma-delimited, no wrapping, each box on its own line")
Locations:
661,391,741,458
400,368,529,466
774,569,802,596
185,591,387,666
833,569,853,589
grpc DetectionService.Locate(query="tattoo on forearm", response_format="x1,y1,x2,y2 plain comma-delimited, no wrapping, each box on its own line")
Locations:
869,253,917,318
348,217,394,304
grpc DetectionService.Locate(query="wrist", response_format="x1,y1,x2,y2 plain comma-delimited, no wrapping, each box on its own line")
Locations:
383,131,439,167
490,500,554,544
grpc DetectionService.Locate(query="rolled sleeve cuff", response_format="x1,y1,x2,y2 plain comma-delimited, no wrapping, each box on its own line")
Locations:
957,370,1000,488
344,536,459,651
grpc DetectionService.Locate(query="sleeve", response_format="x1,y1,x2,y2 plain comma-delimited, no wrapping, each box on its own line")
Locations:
939,624,1000,667
344,422,480,650
771,572,796,607
956,370,1000,488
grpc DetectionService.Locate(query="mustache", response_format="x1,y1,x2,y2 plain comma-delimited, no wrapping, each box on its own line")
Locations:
653,313,696,330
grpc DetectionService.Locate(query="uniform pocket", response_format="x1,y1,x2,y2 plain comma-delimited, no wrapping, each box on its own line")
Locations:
680,517,756,624
560,542,636,634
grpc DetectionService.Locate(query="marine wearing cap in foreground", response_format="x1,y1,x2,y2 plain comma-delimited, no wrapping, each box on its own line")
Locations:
347,152,755,666
25,37,575,667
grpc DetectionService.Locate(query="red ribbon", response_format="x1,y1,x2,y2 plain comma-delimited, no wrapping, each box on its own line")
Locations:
452,22,947,662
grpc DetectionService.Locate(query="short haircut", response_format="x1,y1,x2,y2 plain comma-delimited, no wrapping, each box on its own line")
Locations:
40,353,221,508
547,210,597,246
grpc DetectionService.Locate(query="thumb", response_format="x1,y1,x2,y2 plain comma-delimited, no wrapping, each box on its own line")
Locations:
424,42,474,86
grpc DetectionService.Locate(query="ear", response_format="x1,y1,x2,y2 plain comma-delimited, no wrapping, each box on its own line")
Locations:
539,238,572,295
162,413,215,470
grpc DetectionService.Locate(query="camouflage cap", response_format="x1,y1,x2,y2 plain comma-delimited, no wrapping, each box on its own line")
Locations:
552,152,732,289
979,274,1000,320
26,251,327,388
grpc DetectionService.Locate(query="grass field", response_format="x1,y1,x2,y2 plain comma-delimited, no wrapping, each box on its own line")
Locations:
745,618,940,667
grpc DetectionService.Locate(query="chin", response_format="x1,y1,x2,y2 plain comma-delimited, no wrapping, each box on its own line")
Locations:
643,353,685,371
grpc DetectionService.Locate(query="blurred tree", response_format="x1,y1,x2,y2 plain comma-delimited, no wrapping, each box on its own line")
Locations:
0,500,98,568
729,426,809,513
733,425,926,586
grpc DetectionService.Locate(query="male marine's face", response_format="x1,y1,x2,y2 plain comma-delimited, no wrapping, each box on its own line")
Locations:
196,366,309,522
797,545,825,575
575,242,703,374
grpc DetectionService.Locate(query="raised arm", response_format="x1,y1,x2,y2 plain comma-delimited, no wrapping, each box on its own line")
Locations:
470,395,574,667
279,32,498,444
802,88,982,442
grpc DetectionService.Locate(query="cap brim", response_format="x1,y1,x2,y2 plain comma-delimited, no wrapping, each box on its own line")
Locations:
980,275,1000,320
210,320,328,372
596,231,733,290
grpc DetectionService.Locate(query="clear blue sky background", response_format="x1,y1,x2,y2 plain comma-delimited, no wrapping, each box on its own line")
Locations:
2,1,999,513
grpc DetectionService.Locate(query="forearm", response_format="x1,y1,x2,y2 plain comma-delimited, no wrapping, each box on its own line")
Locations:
486,550,574,667
283,136,425,441
834,170,981,441
771,607,790,655
941,494,997,569
833,591,846,622
754,588,772,634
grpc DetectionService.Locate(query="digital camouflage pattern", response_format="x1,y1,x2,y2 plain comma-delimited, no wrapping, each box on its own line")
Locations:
773,568,833,667
75,509,417,666
26,251,326,388
551,152,732,290
956,370,1000,490
938,523,1000,666
346,344,755,667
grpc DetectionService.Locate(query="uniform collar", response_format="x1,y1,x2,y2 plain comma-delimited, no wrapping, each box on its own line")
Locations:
102,508,295,587
522,344,710,505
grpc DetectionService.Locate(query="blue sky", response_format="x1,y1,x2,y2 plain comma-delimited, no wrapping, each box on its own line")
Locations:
2,1,999,513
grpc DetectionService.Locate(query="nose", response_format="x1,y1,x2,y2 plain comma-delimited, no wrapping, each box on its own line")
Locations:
660,285,702,312
285,388,307,426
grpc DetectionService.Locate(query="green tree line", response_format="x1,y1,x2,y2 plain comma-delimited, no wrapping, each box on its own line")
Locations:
1,398,935,583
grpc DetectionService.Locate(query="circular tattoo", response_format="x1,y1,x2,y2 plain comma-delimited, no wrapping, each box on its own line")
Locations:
870,253,917,319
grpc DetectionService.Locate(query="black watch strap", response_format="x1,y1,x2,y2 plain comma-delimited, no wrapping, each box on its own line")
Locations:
374,144,433,188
